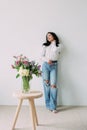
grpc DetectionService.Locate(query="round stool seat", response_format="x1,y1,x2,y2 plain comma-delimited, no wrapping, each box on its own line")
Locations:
13,90,43,99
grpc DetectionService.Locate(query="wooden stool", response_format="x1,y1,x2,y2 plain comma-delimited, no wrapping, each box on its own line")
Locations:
11,90,43,130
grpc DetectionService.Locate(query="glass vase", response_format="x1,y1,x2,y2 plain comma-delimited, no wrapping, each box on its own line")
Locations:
22,76,30,93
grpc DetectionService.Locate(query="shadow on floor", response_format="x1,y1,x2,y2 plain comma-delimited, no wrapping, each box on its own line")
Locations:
57,106,83,112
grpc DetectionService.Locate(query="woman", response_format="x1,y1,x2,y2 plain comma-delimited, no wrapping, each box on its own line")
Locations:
41,32,61,113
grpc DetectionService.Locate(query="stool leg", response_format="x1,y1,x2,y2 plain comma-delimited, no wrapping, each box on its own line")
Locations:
29,99,36,130
32,99,38,125
12,99,23,130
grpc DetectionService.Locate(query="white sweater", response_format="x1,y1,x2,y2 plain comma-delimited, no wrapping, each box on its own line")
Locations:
41,41,62,62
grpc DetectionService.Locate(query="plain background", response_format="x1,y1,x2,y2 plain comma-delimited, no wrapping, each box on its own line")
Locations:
0,0,87,106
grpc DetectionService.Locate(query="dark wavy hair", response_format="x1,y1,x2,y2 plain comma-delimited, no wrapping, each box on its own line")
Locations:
43,32,60,47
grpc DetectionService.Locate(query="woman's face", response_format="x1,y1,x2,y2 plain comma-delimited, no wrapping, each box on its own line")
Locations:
47,33,54,42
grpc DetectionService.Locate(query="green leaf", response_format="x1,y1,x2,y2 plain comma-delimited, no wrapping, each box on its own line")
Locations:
16,74,20,78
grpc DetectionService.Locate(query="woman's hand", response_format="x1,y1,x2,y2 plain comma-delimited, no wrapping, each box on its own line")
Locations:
48,60,53,64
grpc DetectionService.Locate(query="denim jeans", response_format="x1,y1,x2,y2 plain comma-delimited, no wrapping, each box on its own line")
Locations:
42,62,58,110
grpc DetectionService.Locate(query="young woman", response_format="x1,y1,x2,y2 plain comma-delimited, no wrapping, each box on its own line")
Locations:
41,32,61,113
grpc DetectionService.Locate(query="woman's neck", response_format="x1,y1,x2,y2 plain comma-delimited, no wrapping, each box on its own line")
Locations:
51,40,56,44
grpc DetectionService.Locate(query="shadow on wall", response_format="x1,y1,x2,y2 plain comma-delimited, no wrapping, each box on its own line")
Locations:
57,37,78,106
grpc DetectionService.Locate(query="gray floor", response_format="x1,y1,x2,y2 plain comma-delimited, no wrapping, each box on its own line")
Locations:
0,106,87,130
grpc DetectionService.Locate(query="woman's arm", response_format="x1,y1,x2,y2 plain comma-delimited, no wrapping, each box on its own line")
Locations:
58,43,62,54
40,45,49,62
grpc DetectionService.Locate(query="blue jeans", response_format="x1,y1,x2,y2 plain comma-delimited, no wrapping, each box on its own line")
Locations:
42,62,58,110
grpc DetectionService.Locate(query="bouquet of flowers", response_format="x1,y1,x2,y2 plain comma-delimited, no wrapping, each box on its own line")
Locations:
12,54,41,92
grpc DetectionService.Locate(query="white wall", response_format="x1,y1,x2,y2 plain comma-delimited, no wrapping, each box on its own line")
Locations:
0,0,87,106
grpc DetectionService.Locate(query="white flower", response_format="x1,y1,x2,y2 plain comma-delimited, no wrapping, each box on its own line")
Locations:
23,69,29,76
19,67,29,77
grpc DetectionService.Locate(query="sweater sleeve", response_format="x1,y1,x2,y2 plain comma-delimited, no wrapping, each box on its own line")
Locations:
40,45,49,62
58,43,62,53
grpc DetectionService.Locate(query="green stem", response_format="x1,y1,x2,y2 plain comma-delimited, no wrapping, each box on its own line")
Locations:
22,76,30,93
